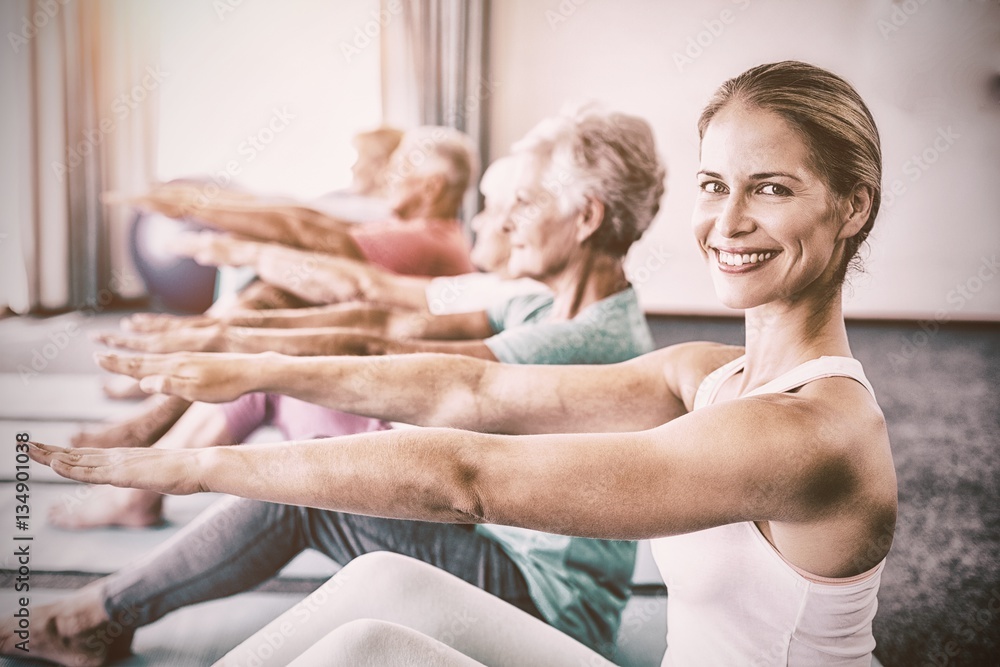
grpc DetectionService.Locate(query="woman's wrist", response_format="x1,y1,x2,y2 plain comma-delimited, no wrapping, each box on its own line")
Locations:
194,446,229,494
251,350,296,395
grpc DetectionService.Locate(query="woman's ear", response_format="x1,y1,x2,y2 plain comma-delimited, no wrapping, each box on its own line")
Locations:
575,198,606,243
837,183,874,240
422,173,448,200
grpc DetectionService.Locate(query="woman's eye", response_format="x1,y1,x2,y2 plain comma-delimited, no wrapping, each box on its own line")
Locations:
758,183,791,196
700,181,727,194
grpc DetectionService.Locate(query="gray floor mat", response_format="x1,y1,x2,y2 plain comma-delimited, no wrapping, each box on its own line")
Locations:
0,481,340,579
0,588,304,666
0,374,142,423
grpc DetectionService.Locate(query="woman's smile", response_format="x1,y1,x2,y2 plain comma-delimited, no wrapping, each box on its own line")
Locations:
711,246,781,273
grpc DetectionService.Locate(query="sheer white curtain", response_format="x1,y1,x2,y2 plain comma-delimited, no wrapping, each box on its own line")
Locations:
381,0,492,216
0,0,157,314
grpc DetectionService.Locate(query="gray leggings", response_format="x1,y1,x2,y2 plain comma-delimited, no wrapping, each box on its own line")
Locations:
101,496,542,630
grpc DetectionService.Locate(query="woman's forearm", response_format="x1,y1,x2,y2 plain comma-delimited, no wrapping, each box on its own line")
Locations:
252,353,489,427
362,271,432,311
180,199,350,249
200,430,484,522
225,304,393,330
255,246,372,303
224,328,391,356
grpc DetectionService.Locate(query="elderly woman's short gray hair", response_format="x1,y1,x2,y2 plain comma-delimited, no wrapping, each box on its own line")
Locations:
511,105,666,256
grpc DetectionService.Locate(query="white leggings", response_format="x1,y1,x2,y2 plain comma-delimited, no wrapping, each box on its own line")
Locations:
216,552,616,667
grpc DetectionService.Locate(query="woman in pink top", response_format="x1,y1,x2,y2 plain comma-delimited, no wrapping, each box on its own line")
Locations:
27,61,896,666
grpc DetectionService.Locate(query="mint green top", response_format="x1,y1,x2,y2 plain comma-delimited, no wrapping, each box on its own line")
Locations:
480,287,654,657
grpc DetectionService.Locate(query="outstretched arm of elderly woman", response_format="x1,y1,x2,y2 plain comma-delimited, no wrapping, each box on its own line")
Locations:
28,386,868,542
94,307,496,356
123,184,364,256
93,343,738,434
177,233,429,306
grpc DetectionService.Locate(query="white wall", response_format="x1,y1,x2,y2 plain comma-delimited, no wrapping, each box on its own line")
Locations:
489,0,1000,320
156,0,383,199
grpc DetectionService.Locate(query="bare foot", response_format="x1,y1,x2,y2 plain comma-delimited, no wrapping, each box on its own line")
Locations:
0,586,134,666
101,376,146,401
71,395,189,449
49,487,164,530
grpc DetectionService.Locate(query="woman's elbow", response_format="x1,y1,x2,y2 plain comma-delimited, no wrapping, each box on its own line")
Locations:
446,443,492,523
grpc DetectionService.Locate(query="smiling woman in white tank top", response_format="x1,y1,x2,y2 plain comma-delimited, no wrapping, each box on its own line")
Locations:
28,62,896,667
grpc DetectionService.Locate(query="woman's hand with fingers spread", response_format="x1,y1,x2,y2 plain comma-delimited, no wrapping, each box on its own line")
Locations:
28,442,210,495
92,325,225,354
93,351,267,403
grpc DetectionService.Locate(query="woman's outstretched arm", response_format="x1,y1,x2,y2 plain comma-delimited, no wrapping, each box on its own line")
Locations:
29,385,872,541
133,185,362,254
94,310,496,356
94,342,729,434
177,233,431,307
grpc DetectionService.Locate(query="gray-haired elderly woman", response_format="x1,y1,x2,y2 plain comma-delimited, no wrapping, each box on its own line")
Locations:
11,106,667,667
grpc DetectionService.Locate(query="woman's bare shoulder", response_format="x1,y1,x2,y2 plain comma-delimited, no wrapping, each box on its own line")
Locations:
637,342,744,411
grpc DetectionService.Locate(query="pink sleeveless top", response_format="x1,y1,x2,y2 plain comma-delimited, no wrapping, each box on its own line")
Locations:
651,355,884,666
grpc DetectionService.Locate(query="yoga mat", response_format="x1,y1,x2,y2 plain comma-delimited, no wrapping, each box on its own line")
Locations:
0,374,142,423
0,588,304,667
0,481,340,580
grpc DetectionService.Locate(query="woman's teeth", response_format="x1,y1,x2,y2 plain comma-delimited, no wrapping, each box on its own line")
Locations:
717,250,774,267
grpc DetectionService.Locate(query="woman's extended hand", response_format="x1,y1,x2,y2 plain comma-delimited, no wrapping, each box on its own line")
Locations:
94,351,266,402
123,312,220,333
171,232,265,268
93,325,225,354
28,442,209,495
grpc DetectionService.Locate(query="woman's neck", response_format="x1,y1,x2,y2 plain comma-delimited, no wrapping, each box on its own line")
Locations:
545,253,629,321
739,287,853,394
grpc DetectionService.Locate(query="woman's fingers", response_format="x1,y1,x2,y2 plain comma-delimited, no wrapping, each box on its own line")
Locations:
124,312,216,333
27,441,61,466
30,442,192,492
28,442,114,484
138,375,171,395
94,351,248,403
93,330,210,354
92,331,154,352
94,352,182,379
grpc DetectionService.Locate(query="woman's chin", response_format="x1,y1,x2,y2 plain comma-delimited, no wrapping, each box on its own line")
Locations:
713,288,765,311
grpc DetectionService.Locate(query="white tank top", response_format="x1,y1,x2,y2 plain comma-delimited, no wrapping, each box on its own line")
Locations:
651,355,884,666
